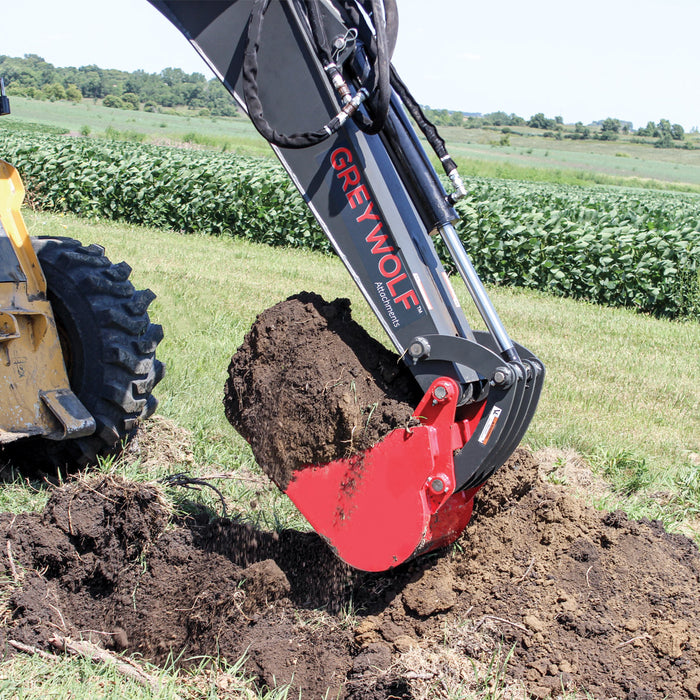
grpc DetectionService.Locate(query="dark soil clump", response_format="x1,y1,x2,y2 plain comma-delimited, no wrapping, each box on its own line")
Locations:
223,292,420,488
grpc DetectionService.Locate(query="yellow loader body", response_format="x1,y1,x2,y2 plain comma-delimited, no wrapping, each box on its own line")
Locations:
0,159,94,443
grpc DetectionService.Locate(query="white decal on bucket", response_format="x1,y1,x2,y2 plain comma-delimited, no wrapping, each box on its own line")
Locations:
478,406,502,445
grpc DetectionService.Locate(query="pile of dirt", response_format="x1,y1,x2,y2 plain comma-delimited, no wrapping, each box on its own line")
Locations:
223,292,420,488
2,452,700,699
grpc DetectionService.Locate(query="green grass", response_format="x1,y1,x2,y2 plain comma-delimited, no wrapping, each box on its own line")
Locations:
23,210,700,527
439,124,700,189
446,153,700,194
0,649,294,699
3,96,272,158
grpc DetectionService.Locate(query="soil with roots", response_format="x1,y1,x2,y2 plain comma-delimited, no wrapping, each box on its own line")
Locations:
223,292,421,489
2,292,700,699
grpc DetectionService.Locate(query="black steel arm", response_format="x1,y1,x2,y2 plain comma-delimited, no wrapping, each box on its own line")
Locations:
148,0,544,489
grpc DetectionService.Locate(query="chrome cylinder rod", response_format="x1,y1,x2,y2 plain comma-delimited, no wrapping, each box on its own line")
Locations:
438,222,520,363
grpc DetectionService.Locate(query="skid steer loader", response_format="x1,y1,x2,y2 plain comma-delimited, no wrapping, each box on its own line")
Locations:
0,83,164,469
148,0,545,570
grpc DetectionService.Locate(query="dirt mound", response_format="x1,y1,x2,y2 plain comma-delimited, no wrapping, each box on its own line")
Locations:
223,292,420,488
2,453,700,699
1,475,355,696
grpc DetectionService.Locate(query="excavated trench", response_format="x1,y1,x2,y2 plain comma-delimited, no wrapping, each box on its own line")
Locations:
2,293,700,699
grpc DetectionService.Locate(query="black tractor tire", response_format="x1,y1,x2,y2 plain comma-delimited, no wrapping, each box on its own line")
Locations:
17,237,165,469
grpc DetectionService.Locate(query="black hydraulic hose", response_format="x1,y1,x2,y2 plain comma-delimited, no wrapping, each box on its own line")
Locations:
349,0,398,56
390,65,467,202
243,0,335,148
389,66,459,185
351,0,391,135
338,0,395,135
306,0,334,64
380,0,398,58
243,0,395,148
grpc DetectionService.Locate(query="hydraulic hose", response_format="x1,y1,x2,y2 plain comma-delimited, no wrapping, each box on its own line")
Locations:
389,66,466,203
242,0,395,148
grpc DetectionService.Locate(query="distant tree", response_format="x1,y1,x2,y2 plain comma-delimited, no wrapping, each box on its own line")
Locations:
655,132,674,148
161,67,187,87
527,112,556,129
636,119,684,145
486,110,508,126
601,118,621,133
598,117,621,141
65,84,82,102
554,115,563,124
43,83,66,101
482,111,525,127
103,94,124,109
671,123,685,140
657,119,672,136
121,92,140,110
77,65,107,98
0,55,234,116
433,108,450,126
574,122,590,139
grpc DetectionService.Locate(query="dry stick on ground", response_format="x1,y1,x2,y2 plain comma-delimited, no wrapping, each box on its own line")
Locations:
8,639,57,662
475,615,532,635
514,556,536,584
616,633,652,649
6,540,20,583
48,635,164,693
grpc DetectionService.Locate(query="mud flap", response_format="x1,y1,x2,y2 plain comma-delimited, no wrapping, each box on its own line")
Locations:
40,389,96,440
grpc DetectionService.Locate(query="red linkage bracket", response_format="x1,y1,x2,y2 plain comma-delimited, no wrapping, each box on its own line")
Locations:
285,377,485,571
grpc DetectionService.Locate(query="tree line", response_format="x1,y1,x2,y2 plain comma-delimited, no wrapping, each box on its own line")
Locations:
422,108,691,149
0,54,691,148
0,54,238,116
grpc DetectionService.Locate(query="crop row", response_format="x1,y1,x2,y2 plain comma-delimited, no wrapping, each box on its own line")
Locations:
1,131,698,319
453,180,700,318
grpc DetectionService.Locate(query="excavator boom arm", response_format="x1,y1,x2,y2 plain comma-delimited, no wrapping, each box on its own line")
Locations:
150,0,544,570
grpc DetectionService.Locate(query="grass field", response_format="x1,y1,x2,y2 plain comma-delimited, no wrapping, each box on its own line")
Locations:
6,96,700,192
3,97,271,157
21,210,700,538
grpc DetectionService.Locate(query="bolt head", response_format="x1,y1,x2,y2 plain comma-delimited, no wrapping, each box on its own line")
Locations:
432,384,448,401
430,478,445,493
492,366,514,387
408,336,430,360
408,341,423,357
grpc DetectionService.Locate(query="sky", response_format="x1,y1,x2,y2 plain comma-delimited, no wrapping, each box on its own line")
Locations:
3,0,698,131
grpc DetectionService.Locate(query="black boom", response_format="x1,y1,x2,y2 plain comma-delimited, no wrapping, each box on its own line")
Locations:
149,0,544,492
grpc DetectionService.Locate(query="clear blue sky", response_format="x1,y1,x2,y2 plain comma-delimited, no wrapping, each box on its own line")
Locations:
4,0,698,131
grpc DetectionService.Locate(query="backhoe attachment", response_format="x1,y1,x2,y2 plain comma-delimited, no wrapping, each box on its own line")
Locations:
150,0,544,570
